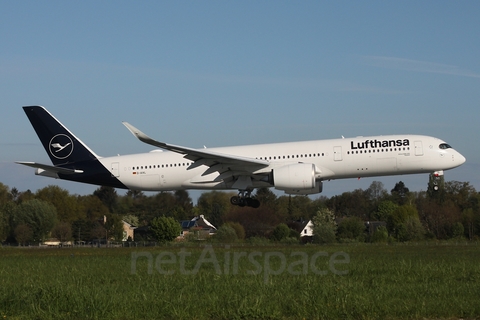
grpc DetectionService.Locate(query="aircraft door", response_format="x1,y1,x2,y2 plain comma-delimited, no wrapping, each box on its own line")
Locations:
333,146,343,161
111,162,120,177
414,141,423,156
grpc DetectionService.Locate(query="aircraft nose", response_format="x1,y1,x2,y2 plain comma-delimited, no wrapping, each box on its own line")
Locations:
457,152,466,165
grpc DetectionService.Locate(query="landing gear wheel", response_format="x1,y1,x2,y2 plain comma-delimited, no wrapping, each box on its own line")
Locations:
238,198,246,207
230,191,261,208
230,196,240,205
245,198,260,208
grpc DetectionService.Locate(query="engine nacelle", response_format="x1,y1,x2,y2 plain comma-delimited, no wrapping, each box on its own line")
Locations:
283,181,323,195
272,163,316,190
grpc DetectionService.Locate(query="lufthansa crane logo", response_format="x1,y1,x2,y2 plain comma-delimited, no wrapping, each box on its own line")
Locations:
49,134,74,159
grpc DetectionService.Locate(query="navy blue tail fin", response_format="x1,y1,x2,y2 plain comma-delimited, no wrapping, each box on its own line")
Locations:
23,106,99,166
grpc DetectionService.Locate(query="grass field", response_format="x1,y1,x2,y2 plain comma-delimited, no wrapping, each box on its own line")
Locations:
1,243,479,319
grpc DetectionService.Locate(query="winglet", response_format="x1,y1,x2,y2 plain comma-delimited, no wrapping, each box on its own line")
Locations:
122,122,168,149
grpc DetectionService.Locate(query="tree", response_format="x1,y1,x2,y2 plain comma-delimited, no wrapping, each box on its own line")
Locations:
387,204,424,241
215,224,238,243
93,186,118,213
117,190,144,215
52,222,72,242
1,202,16,242
337,217,366,241
13,199,57,242
72,219,98,242
36,185,80,223
77,195,109,221
0,206,8,242
444,181,477,211
373,200,398,221
271,223,290,242
224,205,282,238
9,187,19,203
197,191,233,227
224,221,245,240
391,181,410,205
366,181,387,205
104,213,125,241
174,190,193,214
397,217,425,242
463,208,476,240
452,222,465,239
0,182,11,206
16,189,35,204
254,188,277,210
90,223,107,241
14,224,33,245
371,226,388,243
312,208,337,244
139,192,177,222
150,216,181,242
327,189,371,220
122,214,139,227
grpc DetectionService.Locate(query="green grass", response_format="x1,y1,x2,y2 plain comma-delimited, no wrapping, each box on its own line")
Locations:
1,243,479,319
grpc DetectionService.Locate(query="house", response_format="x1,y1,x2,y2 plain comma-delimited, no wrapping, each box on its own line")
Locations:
178,215,217,240
288,219,314,237
122,220,137,241
42,238,61,246
298,220,314,237
287,219,314,243
41,238,73,247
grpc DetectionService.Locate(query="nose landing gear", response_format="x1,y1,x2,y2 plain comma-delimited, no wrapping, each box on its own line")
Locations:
432,170,444,191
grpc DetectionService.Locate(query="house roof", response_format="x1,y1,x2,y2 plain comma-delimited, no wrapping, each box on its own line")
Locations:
181,220,197,229
192,215,217,230
122,220,137,229
180,215,217,230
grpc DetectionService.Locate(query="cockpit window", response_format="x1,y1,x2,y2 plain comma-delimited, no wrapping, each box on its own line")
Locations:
439,143,452,149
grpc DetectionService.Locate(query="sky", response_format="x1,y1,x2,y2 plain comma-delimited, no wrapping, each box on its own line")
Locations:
1,1,479,202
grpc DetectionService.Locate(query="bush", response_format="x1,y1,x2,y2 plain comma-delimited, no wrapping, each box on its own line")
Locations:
395,217,425,242
150,216,181,242
371,226,388,243
312,208,337,244
224,222,245,240
271,223,290,242
312,225,337,244
280,237,300,245
337,217,366,241
289,228,300,239
215,225,238,243
451,222,465,239
246,236,271,245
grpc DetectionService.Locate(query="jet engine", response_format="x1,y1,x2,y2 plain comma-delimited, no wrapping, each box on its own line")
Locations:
272,163,316,190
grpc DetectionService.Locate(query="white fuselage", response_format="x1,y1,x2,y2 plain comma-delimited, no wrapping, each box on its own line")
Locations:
97,134,465,192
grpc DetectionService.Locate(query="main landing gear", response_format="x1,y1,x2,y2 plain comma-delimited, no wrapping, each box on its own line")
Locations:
230,190,260,208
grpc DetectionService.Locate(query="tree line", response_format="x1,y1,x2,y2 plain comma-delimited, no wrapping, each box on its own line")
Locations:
0,174,479,245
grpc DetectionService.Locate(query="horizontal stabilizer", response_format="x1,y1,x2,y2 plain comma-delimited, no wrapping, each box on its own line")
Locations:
16,161,84,175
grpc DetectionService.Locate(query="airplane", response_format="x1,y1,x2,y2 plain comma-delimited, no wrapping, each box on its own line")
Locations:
17,106,466,208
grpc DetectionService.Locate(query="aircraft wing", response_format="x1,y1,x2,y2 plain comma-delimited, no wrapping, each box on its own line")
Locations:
16,161,84,175
122,122,270,173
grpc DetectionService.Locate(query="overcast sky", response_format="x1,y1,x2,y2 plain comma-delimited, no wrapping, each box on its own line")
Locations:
1,1,479,201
